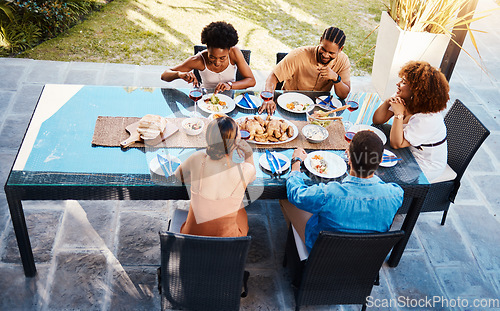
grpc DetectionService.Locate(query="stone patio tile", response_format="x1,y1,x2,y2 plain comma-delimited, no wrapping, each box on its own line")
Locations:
25,60,68,84
0,194,8,234
266,200,289,266
466,146,495,173
453,204,500,271
390,214,423,252
484,132,500,164
119,200,170,212
470,174,500,214
109,266,160,310
136,66,167,88
434,265,498,301
385,252,444,307
0,90,14,113
64,69,100,85
117,211,164,265
247,213,273,268
416,213,475,266
57,201,118,250
453,175,480,204
240,269,285,310
0,116,32,150
465,101,500,132
0,152,16,186
48,251,107,310
68,61,107,71
366,268,398,311
0,65,26,90
0,263,49,310
2,209,62,263
9,84,44,115
102,64,138,86
448,80,477,106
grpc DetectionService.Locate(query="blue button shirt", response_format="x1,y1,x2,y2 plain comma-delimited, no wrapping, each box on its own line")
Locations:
287,171,404,252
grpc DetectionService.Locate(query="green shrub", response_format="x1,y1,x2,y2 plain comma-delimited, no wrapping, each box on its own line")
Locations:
1,0,104,56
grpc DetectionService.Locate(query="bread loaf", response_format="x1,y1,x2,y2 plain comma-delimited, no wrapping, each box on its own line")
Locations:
137,114,166,139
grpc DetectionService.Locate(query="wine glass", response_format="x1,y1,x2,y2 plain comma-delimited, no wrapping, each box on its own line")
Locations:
260,91,273,103
342,131,356,161
343,93,360,131
189,86,203,118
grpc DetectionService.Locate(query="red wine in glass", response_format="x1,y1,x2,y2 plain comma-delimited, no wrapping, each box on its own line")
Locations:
189,89,203,102
260,91,273,102
344,131,355,143
346,100,359,112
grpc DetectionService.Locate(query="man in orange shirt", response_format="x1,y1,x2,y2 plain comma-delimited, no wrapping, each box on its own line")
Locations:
258,26,351,115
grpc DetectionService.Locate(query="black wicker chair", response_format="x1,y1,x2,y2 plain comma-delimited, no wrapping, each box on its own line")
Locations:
420,99,490,225
283,227,405,311
158,231,251,311
275,52,288,90
193,45,251,85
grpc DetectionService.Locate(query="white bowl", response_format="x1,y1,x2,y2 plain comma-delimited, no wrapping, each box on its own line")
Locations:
182,118,204,135
302,124,329,143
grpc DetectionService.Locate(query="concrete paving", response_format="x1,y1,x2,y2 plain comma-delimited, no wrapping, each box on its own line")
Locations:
1,0,499,309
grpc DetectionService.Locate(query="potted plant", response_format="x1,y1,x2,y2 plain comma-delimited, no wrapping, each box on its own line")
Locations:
372,0,489,99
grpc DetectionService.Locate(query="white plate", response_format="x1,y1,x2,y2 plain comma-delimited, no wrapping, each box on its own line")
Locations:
197,93,236,114
234,94,262,109
259,152,290,174
149,154,181,176
305,151,347,179
315,95,342,109
277,92,315,113
235,116,299,145
347,124,387,145
380,149,398,167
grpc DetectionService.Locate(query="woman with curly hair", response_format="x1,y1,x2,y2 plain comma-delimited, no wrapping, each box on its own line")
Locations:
161,21,255,93
373,61,450,182
174,116,256,237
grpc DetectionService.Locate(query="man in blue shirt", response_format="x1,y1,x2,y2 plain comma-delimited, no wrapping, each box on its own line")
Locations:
281,131,404,252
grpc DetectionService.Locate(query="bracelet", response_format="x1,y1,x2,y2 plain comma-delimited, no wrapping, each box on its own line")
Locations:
332,75,341,84
227,81,233,89
291,157,303,166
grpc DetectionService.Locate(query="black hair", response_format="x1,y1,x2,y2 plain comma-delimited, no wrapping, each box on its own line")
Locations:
205,116,238,160
201,21,239,50
321,27,346,48
348,131,383,177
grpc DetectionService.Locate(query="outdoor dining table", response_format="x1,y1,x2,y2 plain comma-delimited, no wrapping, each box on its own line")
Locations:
4,84,430,277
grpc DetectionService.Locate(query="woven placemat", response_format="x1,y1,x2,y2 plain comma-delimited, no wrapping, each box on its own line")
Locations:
92,116,348,150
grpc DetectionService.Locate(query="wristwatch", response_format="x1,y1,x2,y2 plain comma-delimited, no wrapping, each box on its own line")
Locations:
227,81,233,89
332,75,341,84
395,114,404,120
291,157,303,166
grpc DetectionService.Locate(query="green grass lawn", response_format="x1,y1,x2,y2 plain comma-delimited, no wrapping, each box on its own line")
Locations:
18,0,386,74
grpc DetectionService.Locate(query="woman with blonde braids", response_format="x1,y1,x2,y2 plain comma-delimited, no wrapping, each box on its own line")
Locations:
373,61,450,182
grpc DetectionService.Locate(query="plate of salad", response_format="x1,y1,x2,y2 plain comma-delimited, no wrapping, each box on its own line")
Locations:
197,93,236,114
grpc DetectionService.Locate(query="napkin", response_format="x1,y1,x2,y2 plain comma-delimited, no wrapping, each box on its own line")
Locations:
238,93,257,108
157,154,180,176
265,150,287,173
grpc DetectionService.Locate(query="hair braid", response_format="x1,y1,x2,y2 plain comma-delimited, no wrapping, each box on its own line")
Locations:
321,27,346,48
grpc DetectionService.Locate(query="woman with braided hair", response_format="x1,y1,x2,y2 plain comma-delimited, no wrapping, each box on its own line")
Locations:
372,61,450,182
259,26,351,115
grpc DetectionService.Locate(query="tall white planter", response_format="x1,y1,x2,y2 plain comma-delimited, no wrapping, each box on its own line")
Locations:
372,11,450,100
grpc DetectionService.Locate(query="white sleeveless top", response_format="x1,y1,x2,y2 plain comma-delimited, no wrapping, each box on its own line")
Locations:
198,52,236,89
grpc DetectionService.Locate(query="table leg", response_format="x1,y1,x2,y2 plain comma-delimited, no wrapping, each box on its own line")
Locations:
388,195,424,267
6,195,37,277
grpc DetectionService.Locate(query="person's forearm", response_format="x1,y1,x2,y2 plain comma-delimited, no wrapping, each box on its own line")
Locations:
332,80,350,100
232,77,256,90
372,99,393,124
265,73,278,92
161,70,179,82
390,117,405,149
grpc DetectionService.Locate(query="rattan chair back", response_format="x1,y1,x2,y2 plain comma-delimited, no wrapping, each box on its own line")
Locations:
275,52,288,90
284,228,404,311
159,231,251,311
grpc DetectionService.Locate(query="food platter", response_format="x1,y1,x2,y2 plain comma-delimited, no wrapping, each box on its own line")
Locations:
235,116,298,145
347,124,387,145
258,152,291,174
197,93,236,114
304,151,347,178
234,94,262,109
277,92,315,113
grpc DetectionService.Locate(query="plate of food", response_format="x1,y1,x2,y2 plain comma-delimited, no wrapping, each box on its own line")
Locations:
208,112,228,121
277,92,315,113
315,95,343,109
197,93,236,114
150,154,181,176
304,151,347,179
234,94,262,109
347,124,387,145
258,152,291,174
235,115,298,144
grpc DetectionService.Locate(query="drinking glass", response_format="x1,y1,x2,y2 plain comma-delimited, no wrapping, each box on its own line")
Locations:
343,93,360,131
260,91,273,103
342,131,356,161
189,86,203,118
